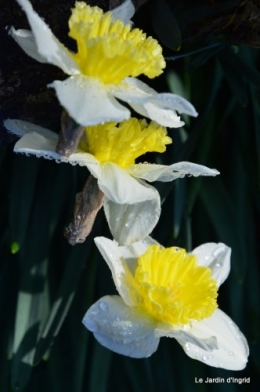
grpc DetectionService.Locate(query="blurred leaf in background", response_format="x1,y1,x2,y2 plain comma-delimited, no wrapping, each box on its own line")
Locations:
0,0,260,391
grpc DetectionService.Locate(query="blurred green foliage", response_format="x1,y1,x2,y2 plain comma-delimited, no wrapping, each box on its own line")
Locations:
0,0,260,391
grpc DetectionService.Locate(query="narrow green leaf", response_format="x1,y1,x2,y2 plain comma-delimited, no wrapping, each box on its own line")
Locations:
33,241,90,365
89,343,112,392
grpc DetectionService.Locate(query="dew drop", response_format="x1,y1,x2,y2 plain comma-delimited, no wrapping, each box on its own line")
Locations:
99,302,108,311
228,351,234,356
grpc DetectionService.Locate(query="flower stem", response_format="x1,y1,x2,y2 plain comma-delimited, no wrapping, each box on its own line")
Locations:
56,110,84,157
64,174,104,245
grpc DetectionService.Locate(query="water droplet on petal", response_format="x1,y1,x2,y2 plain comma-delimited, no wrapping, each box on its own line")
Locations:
99,302,108,311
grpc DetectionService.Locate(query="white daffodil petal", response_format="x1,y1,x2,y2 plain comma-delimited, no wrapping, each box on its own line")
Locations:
130,102,185,128
9,28,47,63
4,119,57,139
50,76,130,126
13,131,98,166
87,163,158,204
103,187,161,245
14,132,60,160
117,78,197,119
192,243,231,286
150,93,198,117
16,0,78,74
83,295,159,358
112,78,156,103
94,236,160,305
167,161,220,179
155,326,218,351
114,77,192,127
111,0,135,23
67,152,100,167
128,161,219,182
177,309,249,370
119,237,160,264
94,237,134,306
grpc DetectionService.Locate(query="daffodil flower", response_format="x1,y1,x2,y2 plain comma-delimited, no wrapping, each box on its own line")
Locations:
83,237,249,370
4,118,219,245
11,0,197,127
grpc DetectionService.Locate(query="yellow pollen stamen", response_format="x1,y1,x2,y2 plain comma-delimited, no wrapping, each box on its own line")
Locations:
126,245,218,326
78,118,172,168
68,2,166,84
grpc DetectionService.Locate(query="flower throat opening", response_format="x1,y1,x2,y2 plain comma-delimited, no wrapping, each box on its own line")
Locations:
129,245,218,326
79,118,172,168
68,2,166,84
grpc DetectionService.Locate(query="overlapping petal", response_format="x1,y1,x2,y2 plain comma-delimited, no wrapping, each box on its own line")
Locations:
191,243,231,286
175,309,249,370
112,77,198,128
103,191,160,245
49,76,130,126
110,0,135,23
83,295,159,358
94,236,159,305
83,237,249,369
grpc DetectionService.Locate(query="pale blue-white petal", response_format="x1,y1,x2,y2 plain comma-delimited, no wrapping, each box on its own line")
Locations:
49,76,130,126
9,28,47,63
83,295,159,358
127,161,219,182
87,162,159,204
94,236,159,305
4,119,57,139
13,131,100,167
155,326,218,351
16,0,78,74
121,77,198,116
191,243,231,287
14,132,60,160
112,77,196,127
174,309,249,370
111,0,135,23
150,93,198,117
130,101,185,128
111,77,156,102
94,237,134,306
118,236,160,266
103,186,161,245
